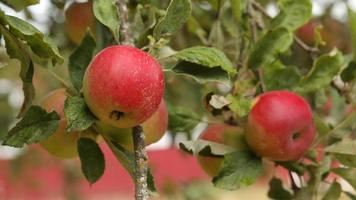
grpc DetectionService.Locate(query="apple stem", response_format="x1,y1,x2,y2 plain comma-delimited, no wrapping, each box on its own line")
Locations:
132,125,149,200
116,0,133,45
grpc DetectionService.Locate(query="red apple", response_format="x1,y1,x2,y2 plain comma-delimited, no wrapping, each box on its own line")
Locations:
83,45,164,128
65,1,96,45
40,89,97,159
245,91,316,161
197,124,246,177
296,18,351,53
296,19,319,46
96,100,168,151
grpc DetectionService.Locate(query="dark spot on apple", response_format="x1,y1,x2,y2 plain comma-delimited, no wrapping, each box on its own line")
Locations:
292,132,301,140
109,110,124,120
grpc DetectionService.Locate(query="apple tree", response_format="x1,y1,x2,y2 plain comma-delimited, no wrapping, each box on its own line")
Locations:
0,0,355,199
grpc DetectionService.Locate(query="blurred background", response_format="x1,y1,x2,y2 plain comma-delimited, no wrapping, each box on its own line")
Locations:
0,0,355,199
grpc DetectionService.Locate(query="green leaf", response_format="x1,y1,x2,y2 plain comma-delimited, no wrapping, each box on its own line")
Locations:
322,181,342,200
3,106,60,147
172,62,231,86
267,177,293,200
341,61,356,82
64,96,96,132
226,94,252,118
50,0,66,9
325,139,356,155
348,8,356,62
333,154,356,168
105,139,157,194
174,46,236,75
314,115,331,139
208,21,224,50
270,0,312,31
153,0,191,38
263,61,301,91
229,0,247,23
179,140,237,157
212,150,263,190
0,24,35,117
331,168,356,190
93,0,119,40
247,27,293,69
172,46,236,86
297,50,344,93
0,0,39,11
2,15,63,65
168,105,200,133
69,30,96,91
77,138,105,184
345,191,356,200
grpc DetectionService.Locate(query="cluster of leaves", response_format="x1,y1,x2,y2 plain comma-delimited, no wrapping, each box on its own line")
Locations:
0,0,355,199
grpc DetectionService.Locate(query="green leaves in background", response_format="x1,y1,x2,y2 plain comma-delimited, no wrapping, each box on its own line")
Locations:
3,15,63,65
168,104,200,133
3,106,60,147
172,46,236,86
348,8,356,61
268,177,293,200
0,11,63,116
69,30,96,91
270,0,312,31
64,96,96,132
0,0,39,11
93,0,120,41
77,138,105,184
322,181,341,200
226,94,252,118
179,140,236,157
331,168,356,190
212,150,263,190
153,0,191,39
229,0,247,23
341,61,356,82
263,61,301,91
296,50,344,93
326,139,356,168
248,27,293,69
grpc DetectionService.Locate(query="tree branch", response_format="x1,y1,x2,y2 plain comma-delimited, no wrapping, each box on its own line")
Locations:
132,125,149,200
116,2,148,199
116,0,133,45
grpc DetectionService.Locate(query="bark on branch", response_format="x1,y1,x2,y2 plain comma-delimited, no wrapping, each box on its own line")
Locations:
132,125,149,200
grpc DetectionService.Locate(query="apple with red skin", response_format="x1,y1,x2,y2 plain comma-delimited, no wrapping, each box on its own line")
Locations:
83,45,164,128
65,1,95,44
245,91,316,161
296,18,351,53
197,124,247,177
96,100,168,151
40,89,97,159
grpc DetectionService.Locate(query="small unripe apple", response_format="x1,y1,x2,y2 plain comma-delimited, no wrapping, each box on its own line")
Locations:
65,1,95,44
96,100,168,151
83,45,164,128
197,124,246,177
40,89,97,159
245,91,316,161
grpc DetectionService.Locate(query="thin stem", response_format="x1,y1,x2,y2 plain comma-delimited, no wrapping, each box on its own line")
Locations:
293,36,320,54
251,1,271,19
132,125,149,200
